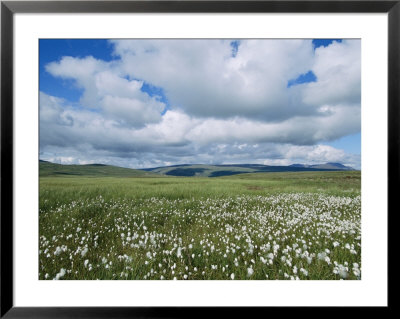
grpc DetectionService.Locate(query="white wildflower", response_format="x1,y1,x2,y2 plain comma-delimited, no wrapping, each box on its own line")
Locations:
81,247,88,257
54,268,66,280
317,252,326,261
54,246,62,256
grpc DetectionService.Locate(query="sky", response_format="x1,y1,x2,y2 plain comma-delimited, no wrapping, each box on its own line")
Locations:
39,39,361,169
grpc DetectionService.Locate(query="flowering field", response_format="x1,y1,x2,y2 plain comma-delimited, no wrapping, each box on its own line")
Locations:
39,171,361,280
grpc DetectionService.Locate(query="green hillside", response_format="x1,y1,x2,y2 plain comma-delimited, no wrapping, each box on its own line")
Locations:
39,161,158,178
40,161,357,178
143,163,355,177
145,164,255,177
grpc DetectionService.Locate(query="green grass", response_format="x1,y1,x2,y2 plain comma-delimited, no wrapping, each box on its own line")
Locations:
39,171,361,280
39,161,158,178
40,171,360,204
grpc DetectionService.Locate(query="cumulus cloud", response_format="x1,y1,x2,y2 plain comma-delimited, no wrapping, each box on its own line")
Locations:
40,94,361,169
40,39,361,169
303,40,361,107
45,56,165,128
111,39,317,121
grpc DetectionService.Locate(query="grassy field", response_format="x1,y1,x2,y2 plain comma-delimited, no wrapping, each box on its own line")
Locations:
39,161,159,178
39,171,361,280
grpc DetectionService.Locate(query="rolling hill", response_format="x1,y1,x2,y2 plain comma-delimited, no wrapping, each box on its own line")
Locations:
289,162,354,170
39,160,158,177
40,160,356,178
142,163,356,177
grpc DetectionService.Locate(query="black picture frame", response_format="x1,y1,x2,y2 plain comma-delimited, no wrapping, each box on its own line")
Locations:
1,0,396,317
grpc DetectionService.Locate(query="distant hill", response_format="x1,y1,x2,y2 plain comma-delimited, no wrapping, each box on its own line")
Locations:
143,162,356,177
289,162,354,170
40,160,356,178
39,161,158,177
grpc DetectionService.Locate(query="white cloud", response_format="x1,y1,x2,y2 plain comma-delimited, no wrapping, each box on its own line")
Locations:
45,56,166,128
40,39,361,168
303,40,361,107
102,95,163,127
40,93,361,169
111,39,316,121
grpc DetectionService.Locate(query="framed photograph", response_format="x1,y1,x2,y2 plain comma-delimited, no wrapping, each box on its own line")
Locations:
1,0,395,317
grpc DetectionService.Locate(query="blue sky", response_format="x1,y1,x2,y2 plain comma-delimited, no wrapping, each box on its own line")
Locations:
40,40,113,101
40,39,171,113
39,39,361,169
40,39,343,104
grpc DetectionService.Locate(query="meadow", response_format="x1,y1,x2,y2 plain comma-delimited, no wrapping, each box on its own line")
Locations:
39,171,361,280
